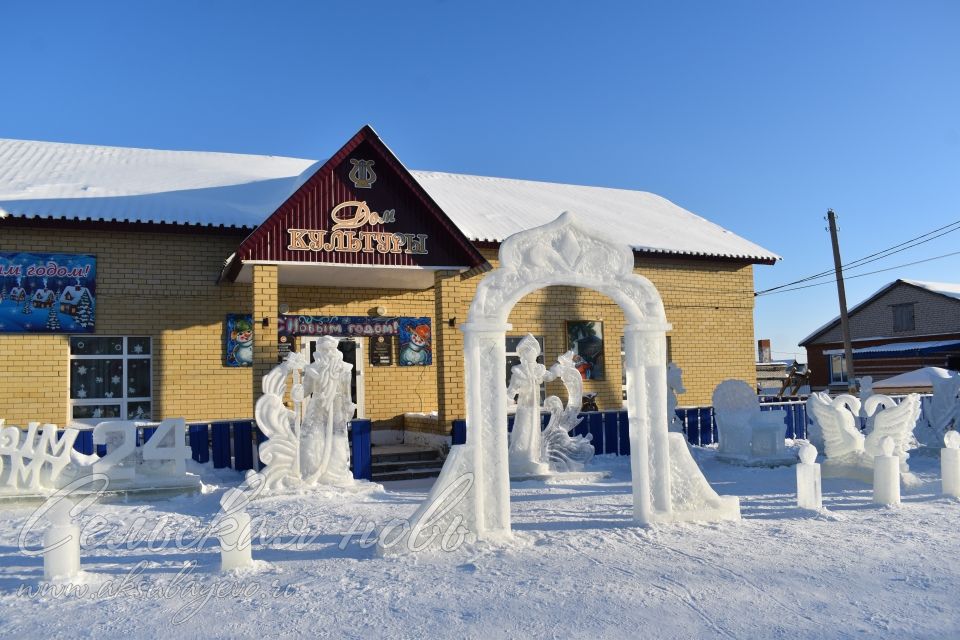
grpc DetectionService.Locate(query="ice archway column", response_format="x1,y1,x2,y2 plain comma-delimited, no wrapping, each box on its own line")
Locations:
384,213,739,554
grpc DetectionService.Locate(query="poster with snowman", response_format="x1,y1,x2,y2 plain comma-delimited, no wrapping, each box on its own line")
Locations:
398,317,432,366
225,314,254,367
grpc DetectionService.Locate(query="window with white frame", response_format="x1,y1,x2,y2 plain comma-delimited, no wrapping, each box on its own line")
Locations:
828,353,847,384
505,335,546,403
69,336,152,423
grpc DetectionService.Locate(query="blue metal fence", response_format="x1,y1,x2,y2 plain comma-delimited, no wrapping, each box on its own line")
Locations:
70,418,374,481
451,400,813,454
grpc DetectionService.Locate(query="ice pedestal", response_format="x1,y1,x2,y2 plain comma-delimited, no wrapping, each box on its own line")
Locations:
218,489,253,571
942,431,960,498
796,444,822,510
43,499,80,581
873,437,901,506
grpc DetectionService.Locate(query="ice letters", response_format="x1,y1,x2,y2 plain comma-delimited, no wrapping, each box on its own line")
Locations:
0,417,193,496
385,212,740,553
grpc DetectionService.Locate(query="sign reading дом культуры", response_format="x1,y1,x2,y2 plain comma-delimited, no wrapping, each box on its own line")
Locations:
0,252,96,333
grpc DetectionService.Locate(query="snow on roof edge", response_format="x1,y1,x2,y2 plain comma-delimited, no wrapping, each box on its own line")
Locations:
0,137,780,263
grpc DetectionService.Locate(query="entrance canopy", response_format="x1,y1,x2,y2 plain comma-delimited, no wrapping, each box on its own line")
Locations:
231,262,455,289
220,126,486,289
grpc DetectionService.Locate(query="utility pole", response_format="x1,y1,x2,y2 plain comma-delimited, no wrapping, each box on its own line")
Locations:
827,209,857,394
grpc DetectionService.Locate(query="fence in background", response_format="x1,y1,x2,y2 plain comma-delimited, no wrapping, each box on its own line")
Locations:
71,418,373,481
452,400,811,454
451,395,928,452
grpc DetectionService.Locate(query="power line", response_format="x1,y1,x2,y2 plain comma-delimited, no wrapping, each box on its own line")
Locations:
755,217,960,295
756,247,960,297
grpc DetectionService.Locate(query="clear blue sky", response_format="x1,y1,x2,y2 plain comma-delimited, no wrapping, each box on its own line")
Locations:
3,1,958,363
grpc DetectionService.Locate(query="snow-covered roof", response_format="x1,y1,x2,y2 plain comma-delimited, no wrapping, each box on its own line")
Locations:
902,279,960,301
0,138,317,227
410,171,778,261
0,137,779,262
799,278,960,346
823,339,960,356
872,366,957,389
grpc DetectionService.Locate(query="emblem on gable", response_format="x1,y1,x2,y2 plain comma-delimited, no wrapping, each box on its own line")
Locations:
348,159,377,189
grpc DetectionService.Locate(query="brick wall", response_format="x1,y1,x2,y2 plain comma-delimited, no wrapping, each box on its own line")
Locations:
0,225,759,432
0,226,253,425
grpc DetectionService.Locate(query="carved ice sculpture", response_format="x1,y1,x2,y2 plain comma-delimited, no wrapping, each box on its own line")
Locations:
384,212,739,553
506,338,594,476
916,372,960,448
806,392,921,485
541,350,595,472
507,335,555,476
712,380,795,466
0,418,195,497
254,337,357,492
667,363,686,433
942,431,960,498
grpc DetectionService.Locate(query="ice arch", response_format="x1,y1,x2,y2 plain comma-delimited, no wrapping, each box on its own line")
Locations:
389,213,739,552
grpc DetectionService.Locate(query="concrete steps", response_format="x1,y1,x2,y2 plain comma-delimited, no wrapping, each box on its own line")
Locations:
371,444,444,482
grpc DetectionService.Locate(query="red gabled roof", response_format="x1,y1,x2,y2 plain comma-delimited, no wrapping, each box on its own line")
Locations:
221,125,487,281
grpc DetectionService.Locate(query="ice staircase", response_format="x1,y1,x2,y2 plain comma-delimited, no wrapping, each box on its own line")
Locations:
371,444,445,482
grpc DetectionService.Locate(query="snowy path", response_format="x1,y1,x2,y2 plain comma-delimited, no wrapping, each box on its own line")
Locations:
0,450,957,639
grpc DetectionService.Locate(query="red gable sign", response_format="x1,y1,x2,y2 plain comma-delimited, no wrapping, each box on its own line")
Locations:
222,126,485,280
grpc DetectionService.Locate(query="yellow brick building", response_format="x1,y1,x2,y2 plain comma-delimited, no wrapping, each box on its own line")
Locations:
0,127,776,437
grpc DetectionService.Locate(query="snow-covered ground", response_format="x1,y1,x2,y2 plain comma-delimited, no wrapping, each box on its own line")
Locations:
1,448,957,639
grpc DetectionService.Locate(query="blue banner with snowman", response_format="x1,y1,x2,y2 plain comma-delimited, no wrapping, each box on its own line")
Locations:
0,252,96,333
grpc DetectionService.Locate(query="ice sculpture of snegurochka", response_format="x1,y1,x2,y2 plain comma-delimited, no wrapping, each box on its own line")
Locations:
712,380,796,466
506,337,595,476
383,212,739,553
806,392,921,485
254,336,357,492
507,335,556,476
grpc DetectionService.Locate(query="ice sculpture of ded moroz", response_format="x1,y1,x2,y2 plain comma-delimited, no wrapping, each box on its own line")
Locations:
253,336,357,492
